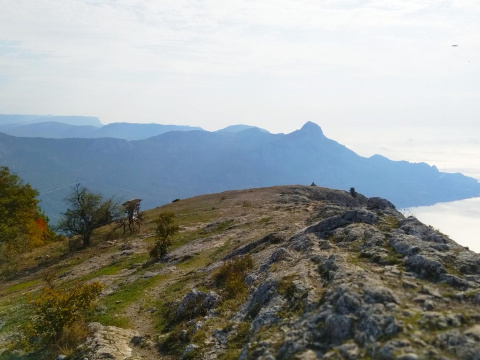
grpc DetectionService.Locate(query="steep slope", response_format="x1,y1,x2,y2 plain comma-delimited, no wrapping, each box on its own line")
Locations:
0,122,479,222
1,186,479,360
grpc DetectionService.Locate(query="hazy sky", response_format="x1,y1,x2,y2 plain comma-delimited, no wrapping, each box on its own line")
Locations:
1,0,480,135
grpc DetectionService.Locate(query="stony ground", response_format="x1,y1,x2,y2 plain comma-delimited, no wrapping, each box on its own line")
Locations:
1,185,480,359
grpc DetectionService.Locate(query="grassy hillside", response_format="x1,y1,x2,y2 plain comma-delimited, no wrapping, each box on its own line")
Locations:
1,185,480,360
0,186,323,359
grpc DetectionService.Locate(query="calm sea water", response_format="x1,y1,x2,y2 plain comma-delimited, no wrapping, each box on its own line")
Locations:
324,126,480,254
404,197,480,253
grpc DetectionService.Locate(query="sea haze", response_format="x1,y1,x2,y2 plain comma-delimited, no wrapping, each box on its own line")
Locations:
331,126,480,254
405,197,480,254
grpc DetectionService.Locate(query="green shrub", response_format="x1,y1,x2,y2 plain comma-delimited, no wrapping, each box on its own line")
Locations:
379,216,399,231
214,255,254,299
149,212,179,260
25,280,103,350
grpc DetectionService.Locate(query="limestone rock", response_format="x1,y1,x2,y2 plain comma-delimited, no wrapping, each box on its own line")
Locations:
176,289,220,320
78,323,138,360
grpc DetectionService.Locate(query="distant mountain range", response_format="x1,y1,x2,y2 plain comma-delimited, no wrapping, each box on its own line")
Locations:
0,120,479,222
0,116,203,140
0,114,102,127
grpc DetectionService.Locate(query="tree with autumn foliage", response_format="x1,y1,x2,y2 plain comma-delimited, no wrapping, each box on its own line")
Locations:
0,166,54,271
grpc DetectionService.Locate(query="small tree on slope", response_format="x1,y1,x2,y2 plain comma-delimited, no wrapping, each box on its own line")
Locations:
149,212,179,260
57,184,120,248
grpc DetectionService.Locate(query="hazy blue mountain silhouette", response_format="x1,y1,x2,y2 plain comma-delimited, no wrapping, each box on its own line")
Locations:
0,120,203,140
0,115,102,127
216,124,269,133
1,121,478,222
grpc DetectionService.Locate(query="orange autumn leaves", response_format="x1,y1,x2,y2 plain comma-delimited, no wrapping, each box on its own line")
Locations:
0,166,54,254
27,216,52,249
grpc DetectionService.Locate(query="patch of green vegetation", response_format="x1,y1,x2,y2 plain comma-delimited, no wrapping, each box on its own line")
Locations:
155,276,196,333
402,311,421,328
210,239,233,261
248,324,284,357
0,352,21,360
167,219,235,253
277,275,307,319
358,245,404,267
94,313,131,328
176,252,213,271
174,206,221,227
91,274,167,328
214,255,254,299
191,328,207,344
464,289,480,299
220,322,251,360
0,291,32,335
379,216,399,231
4,279,41,294
201,219,235,235
442,259,463,277
158,322,189,356
83,254,148,281
217,297,245,317
257,216,272,225
278,275,297,300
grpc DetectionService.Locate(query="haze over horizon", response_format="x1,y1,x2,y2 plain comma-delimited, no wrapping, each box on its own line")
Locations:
1,1,479,135
1,1,479,251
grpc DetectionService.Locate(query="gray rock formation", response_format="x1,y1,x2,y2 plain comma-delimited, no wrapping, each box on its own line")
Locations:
76,323,139,360
165,191,480,359
67,187,480,360
176,289,220,320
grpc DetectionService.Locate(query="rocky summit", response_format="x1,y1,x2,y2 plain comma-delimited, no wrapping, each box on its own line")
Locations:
1,185,480,360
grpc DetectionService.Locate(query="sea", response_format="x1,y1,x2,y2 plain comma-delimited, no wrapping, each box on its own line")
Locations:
326,125,480,254
404,198,480,253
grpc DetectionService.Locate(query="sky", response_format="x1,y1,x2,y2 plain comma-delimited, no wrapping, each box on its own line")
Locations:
1,0,480,136
1,1,479,251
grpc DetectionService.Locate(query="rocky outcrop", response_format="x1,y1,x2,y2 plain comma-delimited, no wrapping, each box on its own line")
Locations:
75,323,139,360
176,289,220,320
67,187,480,360
175,194,480,359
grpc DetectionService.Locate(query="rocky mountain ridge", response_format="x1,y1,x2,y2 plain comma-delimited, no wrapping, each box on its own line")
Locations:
1,185,479,360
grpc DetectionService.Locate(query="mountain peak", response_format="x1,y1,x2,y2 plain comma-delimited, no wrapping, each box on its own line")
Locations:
216,124,268,133
299,121,324,136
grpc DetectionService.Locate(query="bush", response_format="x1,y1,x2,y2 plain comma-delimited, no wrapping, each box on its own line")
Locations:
0,167,55,277
214,255,254,299
25,280,103,350
349,187,357,198
149,212,179,260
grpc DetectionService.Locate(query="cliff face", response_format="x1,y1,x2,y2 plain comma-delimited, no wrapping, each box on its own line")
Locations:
2,186,480,360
